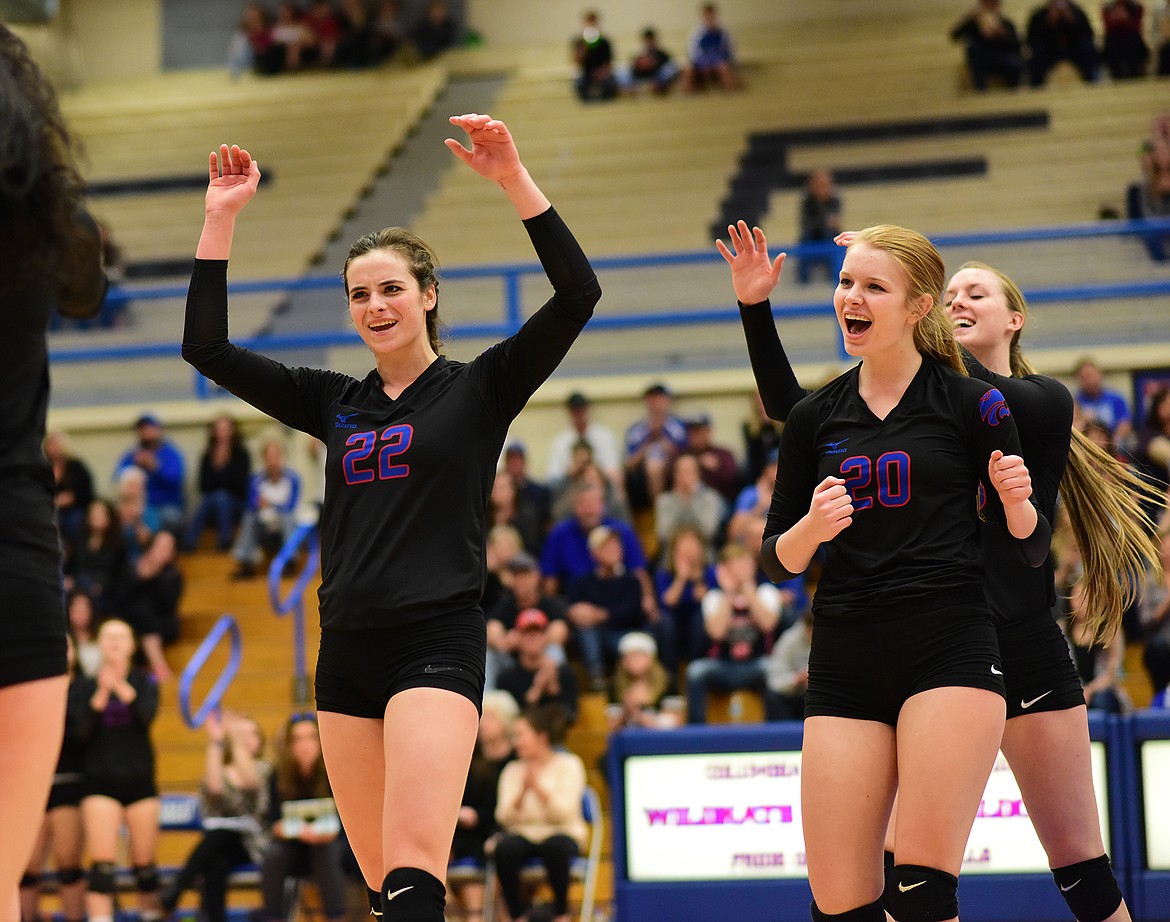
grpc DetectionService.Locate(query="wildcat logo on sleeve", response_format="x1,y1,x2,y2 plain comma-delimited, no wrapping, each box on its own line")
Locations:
979,388,1010,427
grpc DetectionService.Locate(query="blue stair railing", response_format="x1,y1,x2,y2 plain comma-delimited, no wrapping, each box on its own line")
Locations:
268,521,320,705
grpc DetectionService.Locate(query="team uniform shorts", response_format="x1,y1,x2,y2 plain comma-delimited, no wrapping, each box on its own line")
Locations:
47,773,85,810
315,608,487,719
82,776,159,806
997,611,1086,719
0,486,68,688
805,601,1005,726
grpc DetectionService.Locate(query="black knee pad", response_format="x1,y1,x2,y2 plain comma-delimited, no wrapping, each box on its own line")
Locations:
57,866,85,886
88,861,118,895
885,864,958,922
20,871,41,889
1052,855,1123,922
367,886,383,917
379,867,446,922
810,897,886,922
133,863,160,894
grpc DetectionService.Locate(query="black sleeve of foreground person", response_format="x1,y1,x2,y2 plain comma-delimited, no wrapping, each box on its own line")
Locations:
182,259,341,439
739,299,810,422
470,207,601,422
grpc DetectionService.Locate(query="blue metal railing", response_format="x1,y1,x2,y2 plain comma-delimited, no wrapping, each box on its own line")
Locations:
268,522,320,705
48,217,1170,396
177,613,242,729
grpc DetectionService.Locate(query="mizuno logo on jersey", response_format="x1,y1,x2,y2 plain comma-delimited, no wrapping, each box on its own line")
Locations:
335,412,360,430
979,388,1010,427
823,438,849,455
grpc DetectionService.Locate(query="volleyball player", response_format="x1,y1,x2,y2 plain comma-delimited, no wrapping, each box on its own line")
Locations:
721,222,1050,922
721,221,1161,922
183,115,601,922
0,26,107,922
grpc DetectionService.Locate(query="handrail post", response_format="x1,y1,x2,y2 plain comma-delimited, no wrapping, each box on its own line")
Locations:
269,521,320,706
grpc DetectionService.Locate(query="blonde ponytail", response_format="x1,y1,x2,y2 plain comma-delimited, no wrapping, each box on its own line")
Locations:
1060,427,1163,645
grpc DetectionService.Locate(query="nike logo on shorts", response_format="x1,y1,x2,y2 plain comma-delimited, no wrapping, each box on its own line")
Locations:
898,881,926,893
1020,690,1053,709
386,886,414,901
424,664,460,674
1060,879,1081,892
990,665,1003,675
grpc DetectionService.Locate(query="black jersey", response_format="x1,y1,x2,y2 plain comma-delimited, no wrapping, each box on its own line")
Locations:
961,352,1071,624
71,669,159,784
761,356,1048,620
184,208,600,630
741,299,1069,626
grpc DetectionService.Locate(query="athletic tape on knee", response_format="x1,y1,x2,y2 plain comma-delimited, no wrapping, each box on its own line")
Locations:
810,897,886,922
20,871,41,889
133,863,160,893
885,864,958,922
1052,855,1123,922
88,861,118,895
57,866,85,886
380,867,446,922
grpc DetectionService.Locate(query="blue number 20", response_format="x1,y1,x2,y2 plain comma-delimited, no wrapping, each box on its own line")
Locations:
839,450,911,510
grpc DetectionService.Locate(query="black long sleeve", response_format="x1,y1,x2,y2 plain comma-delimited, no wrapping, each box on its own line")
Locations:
738,299,811,422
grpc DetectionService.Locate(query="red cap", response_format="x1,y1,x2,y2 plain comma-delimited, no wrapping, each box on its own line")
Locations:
515,608,549,631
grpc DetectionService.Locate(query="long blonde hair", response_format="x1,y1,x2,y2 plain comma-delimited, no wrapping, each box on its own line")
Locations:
959,261,1164,644
854,225,965,375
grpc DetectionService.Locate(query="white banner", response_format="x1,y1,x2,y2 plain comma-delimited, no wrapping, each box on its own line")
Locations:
623,744,1109,882
1142,740,1170,870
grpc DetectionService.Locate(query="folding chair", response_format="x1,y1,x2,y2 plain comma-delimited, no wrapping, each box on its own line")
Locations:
482,786,603,922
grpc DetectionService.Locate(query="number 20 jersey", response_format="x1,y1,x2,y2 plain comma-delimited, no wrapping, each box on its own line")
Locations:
764,357,1034,621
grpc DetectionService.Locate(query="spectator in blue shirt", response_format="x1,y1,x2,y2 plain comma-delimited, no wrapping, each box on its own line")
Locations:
1073,357,1133,445
540,482,655,615
623,382,687,515
681,3,740,91
114,413,186,531
230,439,301,579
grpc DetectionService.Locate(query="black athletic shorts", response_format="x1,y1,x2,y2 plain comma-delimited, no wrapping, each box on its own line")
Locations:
47,774,84,810
0,484,68,688
997,611,1086,720
314,608,487,719
82,776,158,806
805,602,1005,726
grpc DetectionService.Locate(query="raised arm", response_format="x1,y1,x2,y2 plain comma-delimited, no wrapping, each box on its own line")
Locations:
196,145,262,260
453,115,601,421
717,221,809,421
444,114,551,220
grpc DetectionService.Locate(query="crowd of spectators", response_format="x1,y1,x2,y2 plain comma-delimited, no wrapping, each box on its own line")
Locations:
228,0,459,77
572,4,741,102
951,0,1170,90
27,358,1170,920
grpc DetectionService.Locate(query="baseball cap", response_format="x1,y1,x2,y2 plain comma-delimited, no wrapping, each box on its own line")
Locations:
643,382,671,398
505,551,540,573
566,392,590,410
504,442,526,456
684,412,712,429
135,412,161,428
618,631,657,657
515,608,549,631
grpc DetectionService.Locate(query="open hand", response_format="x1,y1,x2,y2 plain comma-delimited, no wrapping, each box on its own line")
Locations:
205,144,261,219
715,220,786,304
444,114,525,184
988,450,1033,507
